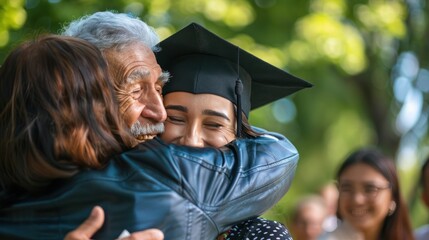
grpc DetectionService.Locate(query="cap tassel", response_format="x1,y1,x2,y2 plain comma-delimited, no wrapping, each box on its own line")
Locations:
235,79,243,138
235,47,243,138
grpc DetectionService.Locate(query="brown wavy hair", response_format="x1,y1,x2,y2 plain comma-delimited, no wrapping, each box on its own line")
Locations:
0,35,137,197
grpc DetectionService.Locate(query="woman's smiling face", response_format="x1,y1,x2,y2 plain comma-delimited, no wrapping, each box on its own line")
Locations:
160,92,236,148
337,163,393,235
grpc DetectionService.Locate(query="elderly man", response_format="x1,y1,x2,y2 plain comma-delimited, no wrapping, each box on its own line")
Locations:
43,11,306,239
63,11,168,141
62,13,171,239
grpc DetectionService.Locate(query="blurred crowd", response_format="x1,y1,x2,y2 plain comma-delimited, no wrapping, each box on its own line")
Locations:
285,148,429,240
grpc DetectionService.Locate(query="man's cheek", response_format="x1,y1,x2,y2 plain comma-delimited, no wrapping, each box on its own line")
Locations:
117,93,134,114
123,102,145,127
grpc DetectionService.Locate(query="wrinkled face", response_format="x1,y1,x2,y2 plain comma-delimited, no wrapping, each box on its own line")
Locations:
337,163,393,234
104,42,168,140
160,92,236,148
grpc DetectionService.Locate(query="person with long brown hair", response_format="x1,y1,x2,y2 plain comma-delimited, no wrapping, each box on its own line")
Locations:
0,35,135,195
414,156,429,240
321,148,414,240
0,35,158,240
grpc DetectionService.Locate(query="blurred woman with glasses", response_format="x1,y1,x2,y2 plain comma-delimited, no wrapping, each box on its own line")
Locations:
320,148,414,240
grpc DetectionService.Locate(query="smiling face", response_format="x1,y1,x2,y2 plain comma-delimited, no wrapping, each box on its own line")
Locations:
104,42,169,140
337,163,393,236
160,92,236,148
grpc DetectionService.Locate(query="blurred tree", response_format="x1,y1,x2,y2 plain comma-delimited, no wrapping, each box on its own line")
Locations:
1,0,428,229
0,0,26,47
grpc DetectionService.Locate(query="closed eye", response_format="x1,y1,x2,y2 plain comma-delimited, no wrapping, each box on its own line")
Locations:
204,122,223,129
130,87,143,99
155,84,162,96
166,115,185,124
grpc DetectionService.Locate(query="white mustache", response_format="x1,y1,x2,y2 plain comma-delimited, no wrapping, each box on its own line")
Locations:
130,122,164,138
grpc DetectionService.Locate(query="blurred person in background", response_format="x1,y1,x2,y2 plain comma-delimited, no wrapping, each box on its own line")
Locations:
319,182,339,233
290,195,327,240
414,155,429,240
320,148,414,240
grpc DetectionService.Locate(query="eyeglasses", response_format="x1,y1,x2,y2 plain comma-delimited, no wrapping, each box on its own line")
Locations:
337,183,391,200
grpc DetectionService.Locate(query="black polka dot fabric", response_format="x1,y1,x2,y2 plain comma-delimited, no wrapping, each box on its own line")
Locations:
224,217,293,240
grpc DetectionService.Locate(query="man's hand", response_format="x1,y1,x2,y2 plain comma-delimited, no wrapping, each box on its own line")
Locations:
64,206,164,240
64,206,104,240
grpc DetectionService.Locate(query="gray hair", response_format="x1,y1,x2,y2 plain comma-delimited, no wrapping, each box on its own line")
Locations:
61,11,159,51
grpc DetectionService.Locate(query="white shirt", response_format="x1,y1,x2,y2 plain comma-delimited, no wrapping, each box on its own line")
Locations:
415,224,429,240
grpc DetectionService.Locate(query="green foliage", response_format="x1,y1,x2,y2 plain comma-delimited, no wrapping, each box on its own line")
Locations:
0,0,26,47
1,0,428,231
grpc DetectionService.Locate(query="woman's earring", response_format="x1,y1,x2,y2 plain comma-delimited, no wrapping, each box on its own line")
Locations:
388,201,396,216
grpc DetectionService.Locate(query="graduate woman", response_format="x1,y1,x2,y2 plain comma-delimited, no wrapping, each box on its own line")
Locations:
155,23,312,239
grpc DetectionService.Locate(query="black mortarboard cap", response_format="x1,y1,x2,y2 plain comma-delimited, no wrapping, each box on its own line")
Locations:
156,23,312,134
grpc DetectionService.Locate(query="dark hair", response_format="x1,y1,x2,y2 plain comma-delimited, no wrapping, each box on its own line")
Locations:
240,112,261,138
0,35,136,197
420,156,429,189
336,148,414,240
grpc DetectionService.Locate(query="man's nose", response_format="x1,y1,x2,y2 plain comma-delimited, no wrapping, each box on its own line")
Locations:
140,89,167,122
